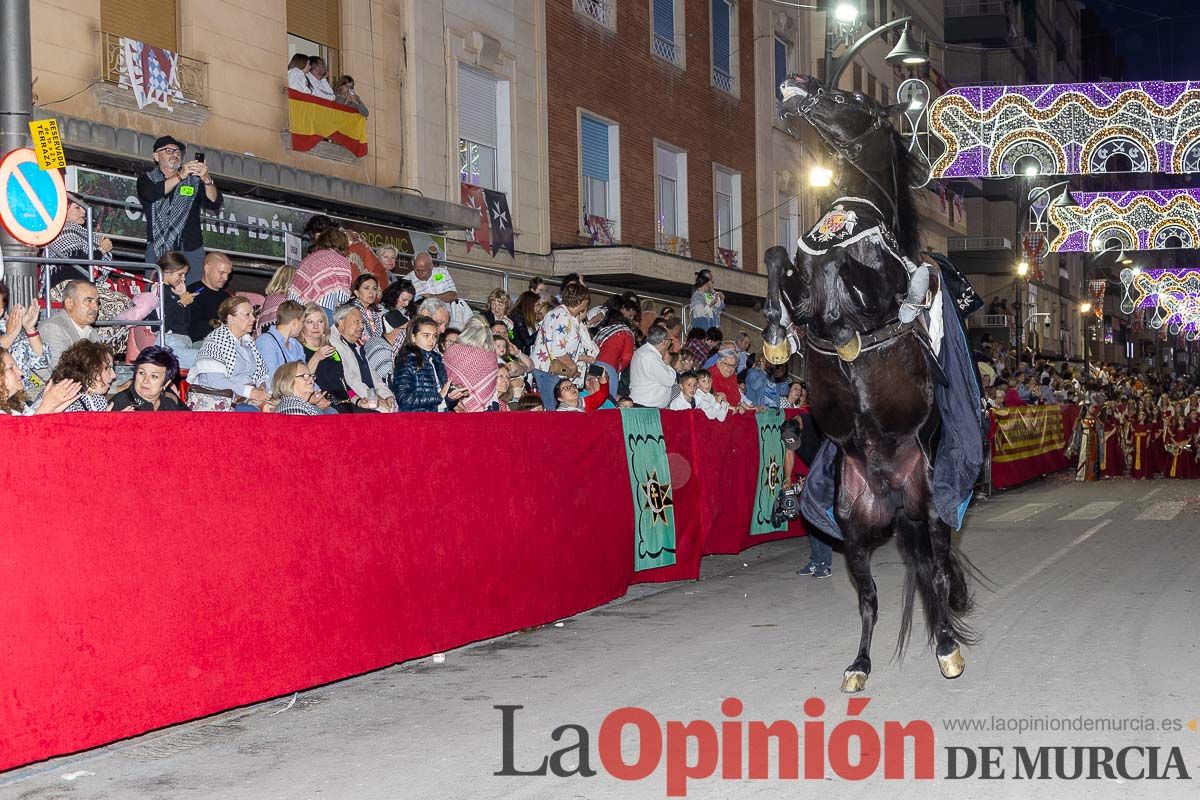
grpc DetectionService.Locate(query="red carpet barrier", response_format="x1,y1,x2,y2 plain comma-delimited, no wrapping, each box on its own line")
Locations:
0,410,804,771
989,404,1081,489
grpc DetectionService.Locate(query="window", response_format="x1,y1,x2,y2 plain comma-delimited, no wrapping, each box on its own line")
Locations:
574,0,615,30
655,143,688,243
711,0,734,93
287,0,341,76
580,113,620,237
458,65,506,191
652,0,684,66
101,0,178,49
777,190,797,250
714,165,742,265
774,35,790,106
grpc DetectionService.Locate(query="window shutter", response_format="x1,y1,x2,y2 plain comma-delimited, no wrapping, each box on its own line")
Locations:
580,116,610,181
286,0,341,47
716,169,734,197
656,146,677,179
712,0,731,74
102,0,178,50
458,66,498,149
653,0,674,40
774,38,787,100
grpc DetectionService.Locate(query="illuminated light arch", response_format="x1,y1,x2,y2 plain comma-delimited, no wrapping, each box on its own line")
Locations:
930,81,1200,178
988,130,1067,177
1149,220,1195,249
1046,189,1200,252
1121,268,1200,339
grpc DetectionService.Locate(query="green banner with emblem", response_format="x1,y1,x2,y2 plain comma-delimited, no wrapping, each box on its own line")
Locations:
620,408,677,571
751,410,787,535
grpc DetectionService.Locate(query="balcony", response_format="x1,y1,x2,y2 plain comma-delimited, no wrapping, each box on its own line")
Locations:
574,0,615,30
712,68,734,94
652,33,682,67
944,1,1012,46
97,31,210,126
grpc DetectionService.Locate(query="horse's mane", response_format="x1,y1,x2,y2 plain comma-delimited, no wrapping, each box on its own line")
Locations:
888,128,920,260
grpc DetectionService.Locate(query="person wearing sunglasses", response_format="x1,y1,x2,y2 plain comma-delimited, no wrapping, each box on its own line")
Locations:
137,135,222,283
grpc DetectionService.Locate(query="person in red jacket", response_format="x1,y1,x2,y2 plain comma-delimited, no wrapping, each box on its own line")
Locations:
593,300,637,390
708,346,750,411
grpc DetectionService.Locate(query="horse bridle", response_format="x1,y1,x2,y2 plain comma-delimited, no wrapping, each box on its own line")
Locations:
806,317,917,363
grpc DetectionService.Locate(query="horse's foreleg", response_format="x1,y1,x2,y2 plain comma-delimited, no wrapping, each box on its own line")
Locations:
841,529,878,693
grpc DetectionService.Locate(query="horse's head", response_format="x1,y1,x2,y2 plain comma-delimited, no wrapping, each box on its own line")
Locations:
807,247,911,355
779,75,897,167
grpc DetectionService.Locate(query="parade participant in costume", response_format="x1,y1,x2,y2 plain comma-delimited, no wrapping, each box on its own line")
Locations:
1165,415,1193,479
1066,403,1101,482
1129,411,1152,480
1149,408,1168,477
1099,407,1125,479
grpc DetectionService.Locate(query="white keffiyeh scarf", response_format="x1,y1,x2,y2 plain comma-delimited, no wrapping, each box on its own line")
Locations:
196,325,266,387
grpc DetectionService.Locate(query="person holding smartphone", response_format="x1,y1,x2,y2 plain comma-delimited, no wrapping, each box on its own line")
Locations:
137,136,222,283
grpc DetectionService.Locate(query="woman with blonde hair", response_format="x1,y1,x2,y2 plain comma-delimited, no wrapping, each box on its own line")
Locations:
443,315,500,412
271,361,325,415
257,263,297,332
483,288,513,331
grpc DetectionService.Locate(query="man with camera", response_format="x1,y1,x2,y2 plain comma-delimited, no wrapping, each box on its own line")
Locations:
137,135,223,283
772,415,836,579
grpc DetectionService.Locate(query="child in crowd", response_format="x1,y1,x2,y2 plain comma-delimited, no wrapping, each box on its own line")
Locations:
694,369,733,421
554,378,583,411
391,315,467,412
668,370,700,411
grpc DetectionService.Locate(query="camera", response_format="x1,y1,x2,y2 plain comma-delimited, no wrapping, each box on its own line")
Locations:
771,484,803,528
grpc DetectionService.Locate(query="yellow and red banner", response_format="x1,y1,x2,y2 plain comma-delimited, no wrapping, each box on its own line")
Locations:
989,405,1081,489
287,89,368,158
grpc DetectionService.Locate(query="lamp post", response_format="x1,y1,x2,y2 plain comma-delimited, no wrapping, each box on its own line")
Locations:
1015,260,1029,372
823,1,928,90
0,0,36,307
1013,177,1077,372
1080,302,1094,377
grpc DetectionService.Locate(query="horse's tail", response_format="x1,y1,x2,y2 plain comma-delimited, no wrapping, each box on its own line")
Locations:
893,513,978,661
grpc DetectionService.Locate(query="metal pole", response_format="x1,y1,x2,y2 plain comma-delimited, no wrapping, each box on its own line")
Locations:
0,0,36,307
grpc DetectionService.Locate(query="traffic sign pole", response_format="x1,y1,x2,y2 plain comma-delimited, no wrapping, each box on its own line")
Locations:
0,0,37,307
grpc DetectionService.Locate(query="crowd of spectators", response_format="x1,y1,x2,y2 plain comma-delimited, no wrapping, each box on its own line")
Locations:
287,54,368,116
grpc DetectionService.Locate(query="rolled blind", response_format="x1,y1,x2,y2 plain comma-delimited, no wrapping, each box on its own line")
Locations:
102,0,178,50
287,0,340,47
656,146,677,179
580,117,610,181
458,66,498,148
712,0,730,74
716,168,734,197
653,0,674,40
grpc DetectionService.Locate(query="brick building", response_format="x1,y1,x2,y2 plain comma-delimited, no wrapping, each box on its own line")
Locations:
546,0,767,308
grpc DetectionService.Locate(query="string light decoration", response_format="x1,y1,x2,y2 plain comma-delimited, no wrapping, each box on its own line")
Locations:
1120,268,1200,340
929,81,1200,178
1046,189,1200,252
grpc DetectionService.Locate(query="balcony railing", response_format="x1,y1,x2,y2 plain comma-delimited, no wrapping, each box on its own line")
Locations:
969,314,1013,329
574,0,614,29
652,33,681,65
945,0,1007,15
101,31,208,107
712,68,734,94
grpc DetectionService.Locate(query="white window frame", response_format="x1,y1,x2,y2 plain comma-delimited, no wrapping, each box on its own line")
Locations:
713,163,742,266
649,0,686,69
573,0,616,31
578,110,621,241
777,189,798,251
710,0,738,95
456,64,512,197
654,140,688,242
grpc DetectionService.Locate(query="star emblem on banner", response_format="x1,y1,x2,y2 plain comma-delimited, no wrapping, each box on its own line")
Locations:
639,469,675,526
491,201,510,231
763,455,782,494
465,193,485,242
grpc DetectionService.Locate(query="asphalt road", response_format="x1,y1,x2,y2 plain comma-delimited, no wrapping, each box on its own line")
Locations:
4,477,1199,800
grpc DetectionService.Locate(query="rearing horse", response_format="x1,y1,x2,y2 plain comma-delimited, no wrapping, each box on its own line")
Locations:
762,75,979,693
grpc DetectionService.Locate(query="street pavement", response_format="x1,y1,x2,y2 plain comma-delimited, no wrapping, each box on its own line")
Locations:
3,478,1199,800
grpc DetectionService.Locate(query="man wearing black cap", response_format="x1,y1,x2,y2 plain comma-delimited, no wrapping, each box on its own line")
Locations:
137,135,221,283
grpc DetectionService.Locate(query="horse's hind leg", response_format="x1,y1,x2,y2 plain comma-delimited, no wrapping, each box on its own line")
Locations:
929,517,968,679
840,525,878,693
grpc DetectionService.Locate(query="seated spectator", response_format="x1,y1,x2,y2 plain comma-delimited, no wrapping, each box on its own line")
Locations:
418,297,451,333
555,378,583,411
1003,382,1026,407
381,279,415,331
638,299,657,337
581,365,615,411
529,275,552,304
375,244,400,280
51,340,116,412
0,346,79,415
440,328,460,349
42,194,113,287
484,289,513,332
513,394,546,411
156,252,198,366
110,345,187,411
493,334,533,378
364,315,409,387
0,281,51,392
708,346,752,412
674,349,697,374
306,56,335,100
287,53,312,93
695,369,733,420
271,361,326,416
781,381,808,409
669,370,701,411
189,296,270,412
255,299,307,380
351,273,385,340
745,362,788,410
391,314,467,412
334,75,369,116
40,279,99,370
684,327,711,365
510,290,541,354
530,282,592,409
734,331,753,372
404,252,470,328
186,252,234,342
629,325,676,408
290,227,352,319
257,264,297,332
443,316,500,412
296,301,346,396
330,302,395,411
702,338,733,369
593,300,637,390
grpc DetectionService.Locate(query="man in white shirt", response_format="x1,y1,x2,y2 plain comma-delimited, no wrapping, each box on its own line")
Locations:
404,252,472,328
629,325,676,408
40,280,99,369
306,56,336,100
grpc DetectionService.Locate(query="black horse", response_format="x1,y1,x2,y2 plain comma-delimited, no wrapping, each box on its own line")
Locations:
762,75,977,693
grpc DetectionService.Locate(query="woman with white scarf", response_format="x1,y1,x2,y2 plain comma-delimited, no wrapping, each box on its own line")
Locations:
189,296,270,411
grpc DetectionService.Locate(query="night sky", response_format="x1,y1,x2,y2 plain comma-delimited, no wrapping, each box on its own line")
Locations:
1082,0,1200,81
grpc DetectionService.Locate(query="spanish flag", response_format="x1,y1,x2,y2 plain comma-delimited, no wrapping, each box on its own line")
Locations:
287,89,368,157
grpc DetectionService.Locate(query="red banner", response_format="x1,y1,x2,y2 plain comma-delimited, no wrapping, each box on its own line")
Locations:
989,404,1081,489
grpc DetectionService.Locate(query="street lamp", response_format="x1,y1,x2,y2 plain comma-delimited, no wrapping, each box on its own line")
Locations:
832,1,859,24
825,10,924,89
808,165,834,187
885,24,929,67
1080,303,1095,376
1013,179,1076,370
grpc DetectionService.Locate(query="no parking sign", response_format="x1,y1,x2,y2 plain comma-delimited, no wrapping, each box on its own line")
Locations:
0,148,67,247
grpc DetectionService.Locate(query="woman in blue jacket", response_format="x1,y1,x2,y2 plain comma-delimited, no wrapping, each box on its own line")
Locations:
391,315,468,411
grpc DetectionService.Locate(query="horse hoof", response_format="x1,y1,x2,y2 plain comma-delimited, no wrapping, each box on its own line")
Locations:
841,670,868,693
762,341,790,366
938,647,965,679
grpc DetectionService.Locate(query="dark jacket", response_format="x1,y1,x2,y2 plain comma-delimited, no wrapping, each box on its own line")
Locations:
110,387,188,411
391,349,448,412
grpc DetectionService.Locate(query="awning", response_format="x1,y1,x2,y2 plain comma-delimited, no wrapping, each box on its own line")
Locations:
37,110,478,232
